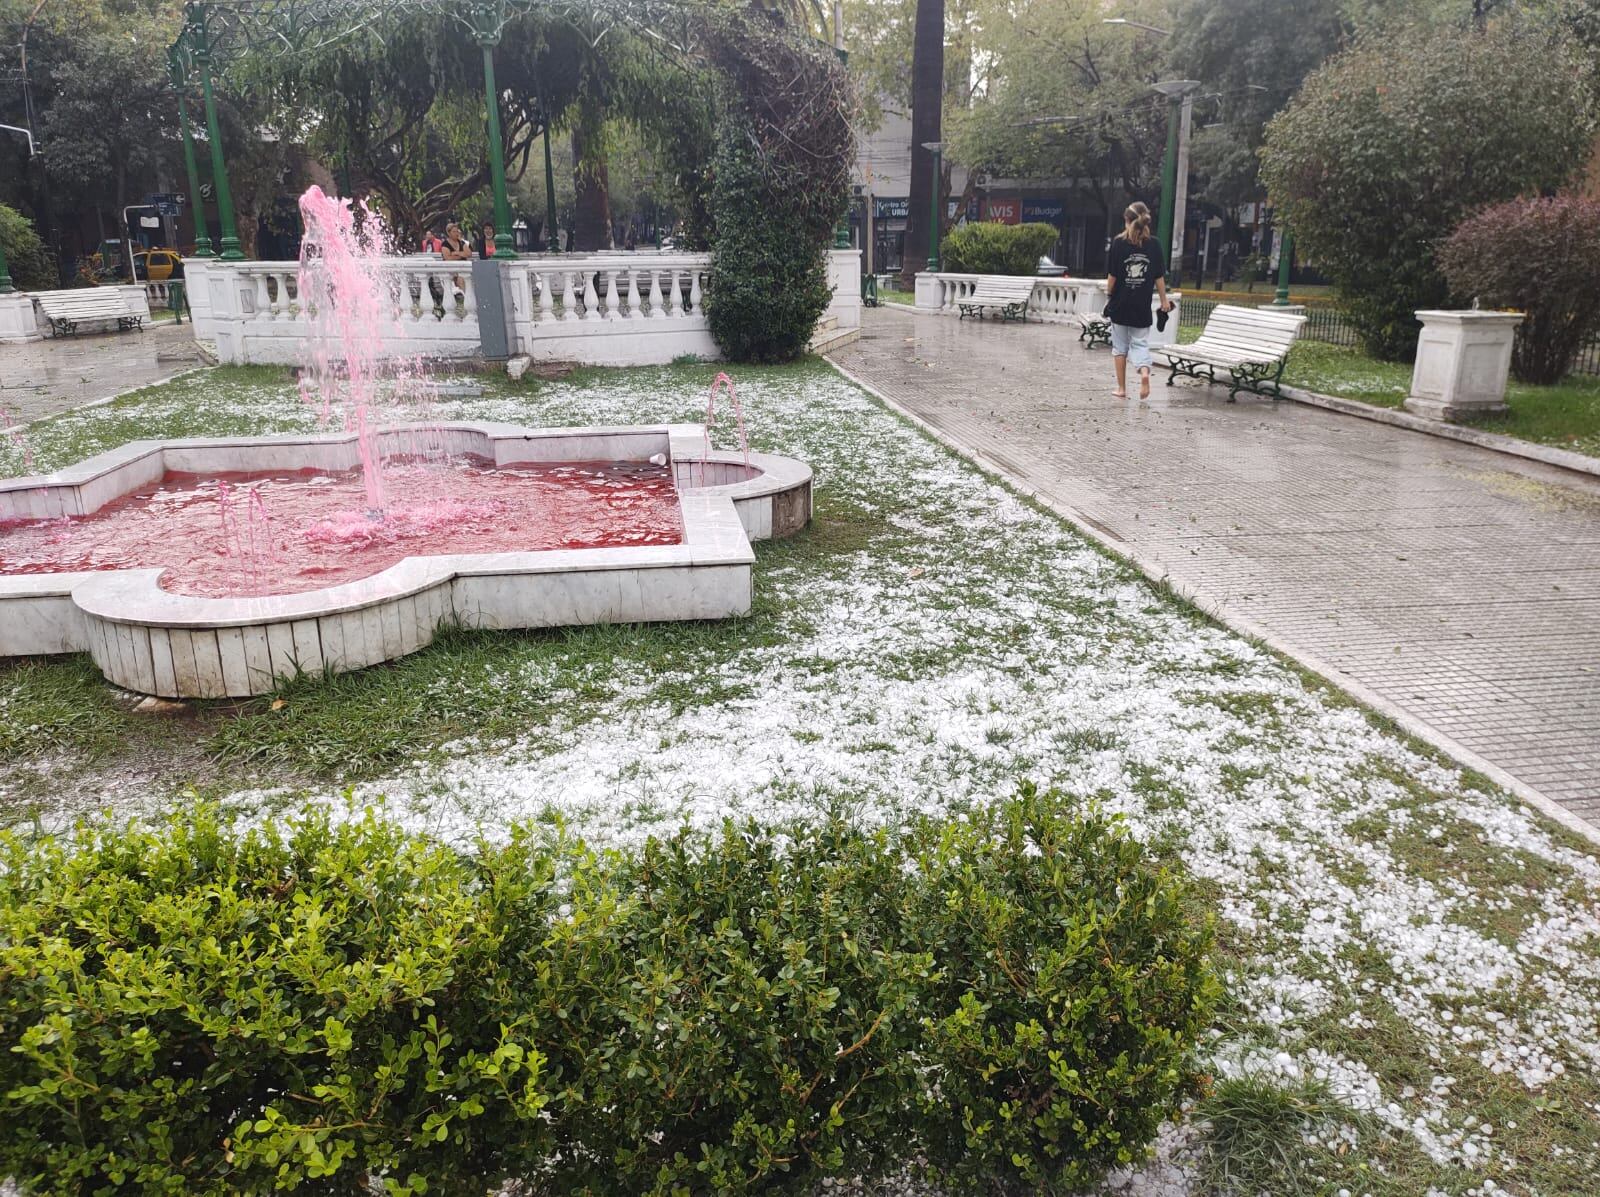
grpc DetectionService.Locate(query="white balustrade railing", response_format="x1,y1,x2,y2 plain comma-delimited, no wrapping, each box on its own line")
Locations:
191,249,861,367
913,270,1178,344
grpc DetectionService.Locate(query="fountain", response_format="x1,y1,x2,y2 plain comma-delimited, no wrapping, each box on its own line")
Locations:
0,190,812,698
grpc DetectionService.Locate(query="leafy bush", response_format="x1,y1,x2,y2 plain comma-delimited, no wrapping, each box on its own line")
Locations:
703,15,851,364
0,204,55,291
705,127,836,364
909,787,1218,1190
0,791,1215,1195
940,221,1059,276
1260,23,1593,360
1439,193,1600,385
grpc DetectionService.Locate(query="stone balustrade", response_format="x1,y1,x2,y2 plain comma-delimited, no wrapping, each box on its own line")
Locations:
504,255,716,365
913,271,1179,345
183,250,863,367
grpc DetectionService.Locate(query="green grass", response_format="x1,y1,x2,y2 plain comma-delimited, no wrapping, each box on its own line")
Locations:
1279,341,1600,458
878,286,916,307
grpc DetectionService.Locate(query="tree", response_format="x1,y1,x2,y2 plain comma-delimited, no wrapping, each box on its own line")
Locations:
1260,22,1594,359
1171,0,1350,212
900,0,942,288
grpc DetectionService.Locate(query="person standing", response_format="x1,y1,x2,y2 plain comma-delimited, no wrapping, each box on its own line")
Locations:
1104,202,1172,400
440,222,472,304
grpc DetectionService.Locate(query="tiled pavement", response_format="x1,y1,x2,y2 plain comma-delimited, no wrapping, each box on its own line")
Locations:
830,306,1600,830
1,320,204,426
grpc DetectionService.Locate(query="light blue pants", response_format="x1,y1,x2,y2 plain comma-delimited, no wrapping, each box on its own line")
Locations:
1110,323,1151,371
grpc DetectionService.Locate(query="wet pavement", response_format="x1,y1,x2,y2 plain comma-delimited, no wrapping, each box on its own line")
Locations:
1,319,205,426
831,305,1600,830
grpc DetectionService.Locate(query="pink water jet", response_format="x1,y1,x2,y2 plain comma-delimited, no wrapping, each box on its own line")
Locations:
704,371,750,467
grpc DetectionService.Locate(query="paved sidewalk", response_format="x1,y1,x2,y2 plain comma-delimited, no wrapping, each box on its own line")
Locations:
1,320,204,426
831,306,1600,829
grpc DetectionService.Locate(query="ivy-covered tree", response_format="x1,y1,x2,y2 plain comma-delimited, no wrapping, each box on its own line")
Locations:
1261,21,1594,359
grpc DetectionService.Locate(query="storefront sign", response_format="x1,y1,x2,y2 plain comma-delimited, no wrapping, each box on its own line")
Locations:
874,197,910,220
982,196,1021,225
1022,199,1065,226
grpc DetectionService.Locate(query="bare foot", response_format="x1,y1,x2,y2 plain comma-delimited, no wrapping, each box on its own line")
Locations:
1112,389,1127,399
1138,369,1151,399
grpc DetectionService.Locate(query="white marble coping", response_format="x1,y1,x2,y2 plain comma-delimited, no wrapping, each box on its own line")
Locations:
1414,309,1524,326
667,429,814,503
65,493,751,631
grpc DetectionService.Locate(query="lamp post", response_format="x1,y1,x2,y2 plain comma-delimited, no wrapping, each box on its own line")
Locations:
0,231,11,293
471,1,517,259
168,45,213,258
921,140,944,273
1151,80,1200,285
184,4,242,260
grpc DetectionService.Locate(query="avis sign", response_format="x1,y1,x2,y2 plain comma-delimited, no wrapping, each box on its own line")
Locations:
982,197,1021,225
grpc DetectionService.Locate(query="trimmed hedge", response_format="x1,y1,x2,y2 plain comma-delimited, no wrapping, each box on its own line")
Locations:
940,222,1059,277
0,787,1216,1195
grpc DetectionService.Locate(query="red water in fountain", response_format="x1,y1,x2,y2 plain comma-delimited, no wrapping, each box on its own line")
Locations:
0,457,683,598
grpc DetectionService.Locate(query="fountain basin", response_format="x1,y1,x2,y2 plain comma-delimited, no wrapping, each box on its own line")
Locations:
0,422,811,697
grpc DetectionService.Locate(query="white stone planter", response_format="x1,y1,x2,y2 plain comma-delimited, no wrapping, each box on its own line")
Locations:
1403,310,1522,421
0,292,43,343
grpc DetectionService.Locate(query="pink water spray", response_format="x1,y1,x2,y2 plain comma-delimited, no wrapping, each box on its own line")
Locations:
703,372,750,468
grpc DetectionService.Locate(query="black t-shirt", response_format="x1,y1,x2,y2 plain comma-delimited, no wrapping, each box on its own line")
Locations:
1106,235,1164,328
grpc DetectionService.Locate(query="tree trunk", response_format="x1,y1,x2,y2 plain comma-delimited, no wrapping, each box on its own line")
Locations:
900,0,944,291
571,114,612,253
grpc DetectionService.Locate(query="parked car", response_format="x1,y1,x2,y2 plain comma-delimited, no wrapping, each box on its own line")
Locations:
1036,256,1069,277
133,248,183,282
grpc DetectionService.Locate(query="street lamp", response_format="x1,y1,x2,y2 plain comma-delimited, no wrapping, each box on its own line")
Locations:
1150,80,1200,285
921,140,944,273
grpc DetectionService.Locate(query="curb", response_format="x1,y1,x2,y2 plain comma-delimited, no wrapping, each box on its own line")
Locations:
823,353,1600,851
1277,383,1600,482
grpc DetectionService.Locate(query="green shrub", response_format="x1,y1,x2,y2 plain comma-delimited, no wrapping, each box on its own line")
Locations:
0,204,55,291
1439,193,1600,384
909,784,1218,1190
704,124,836,364
702,16,850,364
940,222,1059,276
0,792,1215,1195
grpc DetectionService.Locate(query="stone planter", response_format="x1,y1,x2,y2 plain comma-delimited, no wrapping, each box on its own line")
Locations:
0,292,43,343
1402,310,1522,421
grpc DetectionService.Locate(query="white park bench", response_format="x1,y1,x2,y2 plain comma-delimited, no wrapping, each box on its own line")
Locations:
957,277,1035,323
32,289,146,337
1156,303,1305,401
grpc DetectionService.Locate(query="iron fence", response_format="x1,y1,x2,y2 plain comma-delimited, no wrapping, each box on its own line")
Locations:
1171,296,1600,377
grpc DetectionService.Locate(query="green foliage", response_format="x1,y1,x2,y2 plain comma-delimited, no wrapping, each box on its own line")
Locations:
0,205,54,290
1260,22,1595,360
910,785,1219,1190
0,789,1215,1194
940,221,1058,276
704,13,852,363
1440,193,1600,384
705,128,834,363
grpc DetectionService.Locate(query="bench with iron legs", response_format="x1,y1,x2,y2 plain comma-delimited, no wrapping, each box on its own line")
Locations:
956,277,1036,323
32,289,146,337
1076,313,1111,349
1155,303,1306,401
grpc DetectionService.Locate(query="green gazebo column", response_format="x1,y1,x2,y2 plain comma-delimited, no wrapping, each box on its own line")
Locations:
473,4,517,259
170,48,213,257
1273,229,1294,306
187,5,243,260
0,234,13,293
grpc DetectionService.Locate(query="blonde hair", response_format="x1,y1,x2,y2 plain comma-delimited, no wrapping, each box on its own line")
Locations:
1123,203,1152,246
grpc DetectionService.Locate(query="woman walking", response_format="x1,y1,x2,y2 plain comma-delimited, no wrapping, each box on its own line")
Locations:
1104,202,1173,399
